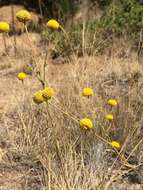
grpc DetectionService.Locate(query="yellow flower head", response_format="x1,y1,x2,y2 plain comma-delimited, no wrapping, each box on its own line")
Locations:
17,72,27,81
111,141,121,150
47,19,60,30
105,114,114,121
80,118,93,130
33,90,45,104
82,88,93,97
16,10,31,23
107,99,118,107
42,87,54,100
0,22,10,33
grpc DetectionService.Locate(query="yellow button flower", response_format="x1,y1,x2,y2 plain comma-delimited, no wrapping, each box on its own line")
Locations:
33,90,45,104
111,141,121,150
42,87,54,100
17,72,27,81
47,19,60,30
82,88,93,97
0,22,10,33
105,114,114,121
107,99,118,107
80,118,93,130
16,10,31,23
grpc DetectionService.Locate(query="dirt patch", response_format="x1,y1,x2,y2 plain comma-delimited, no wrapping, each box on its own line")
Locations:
0,164,43,190
0,171,23,190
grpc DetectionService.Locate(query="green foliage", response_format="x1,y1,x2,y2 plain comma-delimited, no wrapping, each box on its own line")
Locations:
7,0,75,19
96,0,113,7
30,0,75,20
98,0,143,36
42,21,109,58
19,0,143,57
59,0,74,16
43,0,143,57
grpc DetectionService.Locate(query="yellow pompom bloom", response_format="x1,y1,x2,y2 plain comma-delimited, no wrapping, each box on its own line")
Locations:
17,72,27,81
82,88,93,97
33,90,45,104
16,10,31,23
111,141,121,150
107,99,118,107
42,87,54,100
80,118,93,130
0,22,10,33
105,114,114,121
47,19,60,30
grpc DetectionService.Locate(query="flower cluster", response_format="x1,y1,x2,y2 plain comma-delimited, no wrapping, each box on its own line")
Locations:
17,72,27,81
82,87,93,97
13,10,122,153
16,10,31,23
80,118,93,130
33,87,55,104
105,114,114,121
111,141,121,150
47,19,60,30
0,22,10,33
107,99,118,107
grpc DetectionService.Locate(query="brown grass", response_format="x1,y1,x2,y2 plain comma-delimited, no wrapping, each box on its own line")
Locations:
0,7,143,189
0,52,143,189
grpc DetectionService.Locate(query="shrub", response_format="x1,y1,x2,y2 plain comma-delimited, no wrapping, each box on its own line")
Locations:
98,0,143,37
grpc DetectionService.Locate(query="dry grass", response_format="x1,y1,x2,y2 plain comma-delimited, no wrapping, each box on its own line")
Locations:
0,6,143,189
1,53,143,189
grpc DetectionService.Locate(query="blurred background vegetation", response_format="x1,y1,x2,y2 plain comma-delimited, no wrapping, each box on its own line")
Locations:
1,0,143,56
